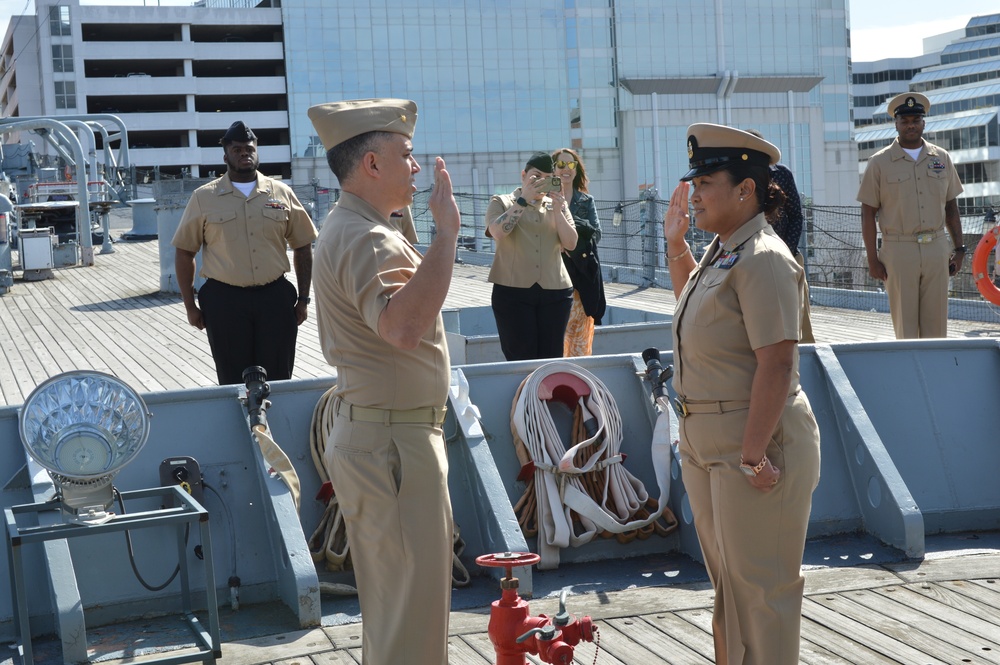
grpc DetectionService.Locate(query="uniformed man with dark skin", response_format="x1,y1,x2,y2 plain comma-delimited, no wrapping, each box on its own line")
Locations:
172,121,317,384
858,92,965,339
307,99,460,665
663,123,821,665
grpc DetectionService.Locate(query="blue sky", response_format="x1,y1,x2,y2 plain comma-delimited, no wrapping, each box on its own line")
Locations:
849,0,998,61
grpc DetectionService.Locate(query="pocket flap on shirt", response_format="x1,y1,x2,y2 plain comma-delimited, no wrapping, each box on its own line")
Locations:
887,172,911,184
699,269,728,288
207,210,238,224
262,207,288,222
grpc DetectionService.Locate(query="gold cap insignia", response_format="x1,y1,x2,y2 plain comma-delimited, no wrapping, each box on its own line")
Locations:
687,139,694,159
907,98,915,108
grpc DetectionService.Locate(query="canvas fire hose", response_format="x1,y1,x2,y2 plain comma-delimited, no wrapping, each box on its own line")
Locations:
510,361,676,570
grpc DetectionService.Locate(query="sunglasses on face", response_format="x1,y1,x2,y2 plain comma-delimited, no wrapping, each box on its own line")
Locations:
555,160,577,170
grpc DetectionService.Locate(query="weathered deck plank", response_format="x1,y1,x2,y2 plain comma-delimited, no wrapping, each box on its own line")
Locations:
842,586,1000,663
801,595,957,665
603,616,711,664
4,239,1000,410
3,237,1000,665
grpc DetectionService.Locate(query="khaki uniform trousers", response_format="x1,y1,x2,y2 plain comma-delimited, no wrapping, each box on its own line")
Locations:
678,392,821,665
794,254,815,344
880,234,950,339
325,414,453,665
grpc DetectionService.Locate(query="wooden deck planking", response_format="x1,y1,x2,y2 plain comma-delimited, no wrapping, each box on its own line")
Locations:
801,594,962,665
4,236,1000,665
811,589,998,664
578,619,673,664
637,613,716,663
872,584,1000,648
843,586,1000,663
298,653,358,665
946,578,1000,610
796,613,905,665
297,557,1000,665
4,239,1000,408
602,616,711,664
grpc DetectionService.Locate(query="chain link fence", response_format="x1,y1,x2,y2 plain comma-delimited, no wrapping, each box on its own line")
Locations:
397,189,1000,313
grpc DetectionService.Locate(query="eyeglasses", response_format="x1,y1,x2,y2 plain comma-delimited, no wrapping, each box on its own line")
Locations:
554,160,577,170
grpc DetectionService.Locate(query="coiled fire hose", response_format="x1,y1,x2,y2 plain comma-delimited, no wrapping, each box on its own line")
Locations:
308,386,471,594
510,362,677,569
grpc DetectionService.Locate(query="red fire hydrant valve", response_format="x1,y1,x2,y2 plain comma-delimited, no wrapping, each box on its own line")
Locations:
476,552,597,665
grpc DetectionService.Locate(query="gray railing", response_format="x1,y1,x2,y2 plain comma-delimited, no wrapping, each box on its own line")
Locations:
399,189,1000,315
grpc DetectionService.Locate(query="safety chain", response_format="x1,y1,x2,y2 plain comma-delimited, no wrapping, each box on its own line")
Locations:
590,625,601,665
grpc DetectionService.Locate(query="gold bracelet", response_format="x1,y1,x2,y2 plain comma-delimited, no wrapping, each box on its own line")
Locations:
667,246,691,262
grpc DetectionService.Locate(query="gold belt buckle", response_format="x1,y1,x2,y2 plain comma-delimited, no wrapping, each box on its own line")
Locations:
673,397,689,418
916,232,934,244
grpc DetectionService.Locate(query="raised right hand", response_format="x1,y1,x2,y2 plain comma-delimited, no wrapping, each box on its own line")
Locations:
663,182,691,246
428,157,460,240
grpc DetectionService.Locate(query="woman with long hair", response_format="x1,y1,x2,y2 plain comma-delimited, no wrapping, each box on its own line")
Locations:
552,147,605,356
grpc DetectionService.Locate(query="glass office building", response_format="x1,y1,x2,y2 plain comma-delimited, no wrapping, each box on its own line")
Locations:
281,0,857,206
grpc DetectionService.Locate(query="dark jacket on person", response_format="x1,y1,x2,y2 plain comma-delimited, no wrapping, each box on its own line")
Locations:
562,190,606,324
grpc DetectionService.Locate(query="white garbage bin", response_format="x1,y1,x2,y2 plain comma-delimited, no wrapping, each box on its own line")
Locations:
20,227,55,281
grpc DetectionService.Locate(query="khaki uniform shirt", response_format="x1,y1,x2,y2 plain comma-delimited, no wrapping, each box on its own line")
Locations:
672,214,804,401
485,188,573,289
856,139,963,235
172,172,317,287
393,206,419,244
313,192,450,409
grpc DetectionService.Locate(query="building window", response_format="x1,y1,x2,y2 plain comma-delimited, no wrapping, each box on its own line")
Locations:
52,45,73,73
49,6,70,37
54,81,75,109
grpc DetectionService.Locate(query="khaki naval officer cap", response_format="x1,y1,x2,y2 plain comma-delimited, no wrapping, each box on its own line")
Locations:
307,99,418,152
680,123,780,181
889,92,930,117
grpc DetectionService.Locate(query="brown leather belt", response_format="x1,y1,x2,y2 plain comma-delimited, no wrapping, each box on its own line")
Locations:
334,397,446,425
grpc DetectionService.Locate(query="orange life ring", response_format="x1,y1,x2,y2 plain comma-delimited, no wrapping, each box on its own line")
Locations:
972,225,1000,305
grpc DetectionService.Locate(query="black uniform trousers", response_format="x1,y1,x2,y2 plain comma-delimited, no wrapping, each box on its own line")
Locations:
491,282,573,361
198,277,298,385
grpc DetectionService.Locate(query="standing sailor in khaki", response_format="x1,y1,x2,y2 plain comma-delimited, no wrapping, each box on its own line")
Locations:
858,92,965,339
663,124,821,665
172,120,317,384
308,99,461,665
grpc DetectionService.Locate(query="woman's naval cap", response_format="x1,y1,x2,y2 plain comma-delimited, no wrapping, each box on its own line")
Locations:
680,123,780,182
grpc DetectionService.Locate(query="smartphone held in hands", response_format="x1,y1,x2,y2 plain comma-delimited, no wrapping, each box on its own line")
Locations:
536,175,562,193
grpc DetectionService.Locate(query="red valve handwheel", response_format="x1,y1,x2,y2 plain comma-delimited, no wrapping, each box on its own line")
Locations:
475,552,541,571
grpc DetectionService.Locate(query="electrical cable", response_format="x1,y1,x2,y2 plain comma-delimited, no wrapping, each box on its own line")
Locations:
202,480,238,584
113,487,189,592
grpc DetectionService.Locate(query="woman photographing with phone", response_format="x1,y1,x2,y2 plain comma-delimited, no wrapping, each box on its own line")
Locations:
485,152,578,361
